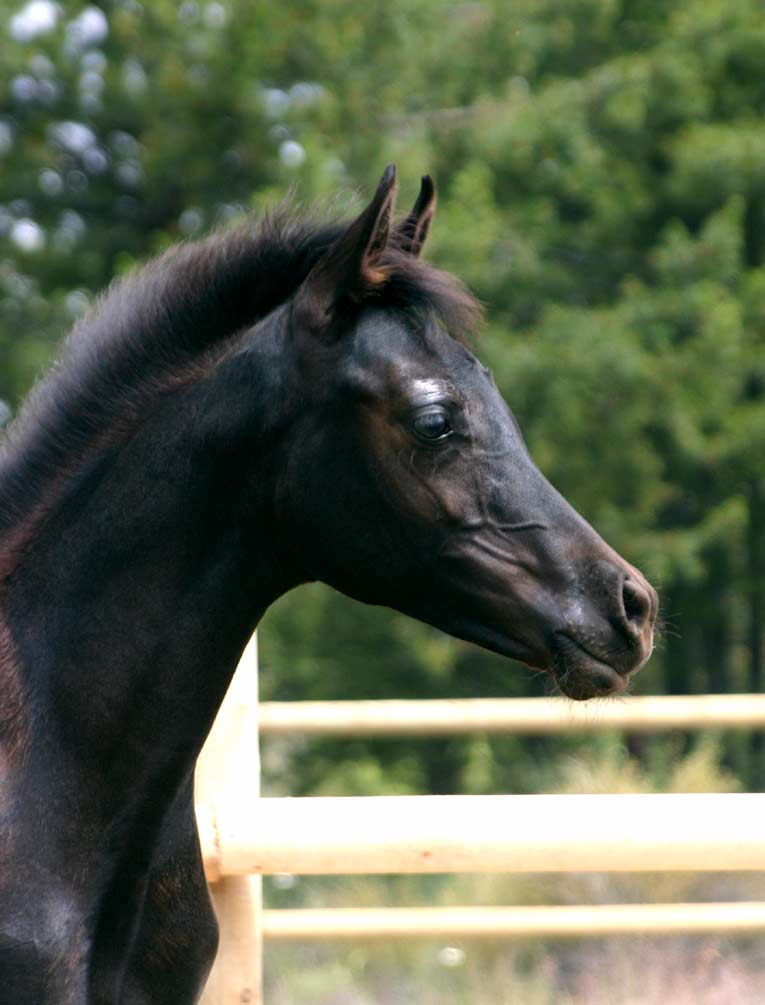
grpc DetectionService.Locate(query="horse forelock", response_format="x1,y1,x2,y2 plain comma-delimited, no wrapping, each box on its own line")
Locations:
373,246,483,346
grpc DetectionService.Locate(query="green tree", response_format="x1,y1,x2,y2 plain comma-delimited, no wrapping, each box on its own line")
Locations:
3,0,765,788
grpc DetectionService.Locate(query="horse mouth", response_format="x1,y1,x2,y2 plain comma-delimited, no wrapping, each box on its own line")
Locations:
551,634,629,701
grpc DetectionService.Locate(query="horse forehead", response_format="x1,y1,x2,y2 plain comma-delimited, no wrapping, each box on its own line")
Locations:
351,309,477,384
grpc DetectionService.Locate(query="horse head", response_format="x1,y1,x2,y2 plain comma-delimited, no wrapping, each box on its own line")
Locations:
275,166,657,699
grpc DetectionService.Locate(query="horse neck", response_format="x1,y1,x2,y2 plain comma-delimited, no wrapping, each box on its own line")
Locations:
2,328,301,812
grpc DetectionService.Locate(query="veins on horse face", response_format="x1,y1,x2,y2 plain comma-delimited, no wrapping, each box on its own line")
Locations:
493,520,550,533
474,445,521,461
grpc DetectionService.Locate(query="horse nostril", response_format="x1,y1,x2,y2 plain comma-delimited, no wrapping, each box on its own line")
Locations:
622,576,651,632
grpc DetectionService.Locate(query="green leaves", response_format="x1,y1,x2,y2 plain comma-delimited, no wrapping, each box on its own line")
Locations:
4,0,765,787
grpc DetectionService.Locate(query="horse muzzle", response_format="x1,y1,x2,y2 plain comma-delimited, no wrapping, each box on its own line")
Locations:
550,566,658,700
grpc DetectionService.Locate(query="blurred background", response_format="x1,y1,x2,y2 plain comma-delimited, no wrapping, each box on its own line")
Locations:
1,1,764,1001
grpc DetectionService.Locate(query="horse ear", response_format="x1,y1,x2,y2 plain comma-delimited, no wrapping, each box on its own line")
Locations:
394,175,436,257
294,165,397,331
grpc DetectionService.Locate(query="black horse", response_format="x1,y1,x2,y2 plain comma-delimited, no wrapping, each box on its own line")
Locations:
0,167,657,1002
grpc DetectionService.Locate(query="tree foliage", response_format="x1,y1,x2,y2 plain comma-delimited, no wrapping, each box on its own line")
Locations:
2,0,764,787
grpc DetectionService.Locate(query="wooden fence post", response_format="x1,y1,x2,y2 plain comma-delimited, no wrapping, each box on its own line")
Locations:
197,633,262,1005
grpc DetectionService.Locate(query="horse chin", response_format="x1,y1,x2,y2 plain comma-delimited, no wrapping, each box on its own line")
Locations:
553,663,628,701
414,612,629,701
551,635,630,701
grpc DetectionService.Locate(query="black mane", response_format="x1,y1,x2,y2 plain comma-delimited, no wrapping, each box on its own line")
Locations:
0,208,481,542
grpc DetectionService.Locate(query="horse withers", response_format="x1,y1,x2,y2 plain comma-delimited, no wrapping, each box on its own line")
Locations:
0,167,657,1002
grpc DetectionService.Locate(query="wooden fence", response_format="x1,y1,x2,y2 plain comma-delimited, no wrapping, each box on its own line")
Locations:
258,693,765,735
197,636,765,1005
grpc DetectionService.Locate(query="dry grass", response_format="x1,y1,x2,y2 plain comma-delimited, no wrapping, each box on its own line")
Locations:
265,936,765,1005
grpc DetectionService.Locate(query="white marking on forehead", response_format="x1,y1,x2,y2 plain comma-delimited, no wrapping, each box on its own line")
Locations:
410,379,449,397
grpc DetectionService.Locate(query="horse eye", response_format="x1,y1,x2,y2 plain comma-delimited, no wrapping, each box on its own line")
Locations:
412,407,452,442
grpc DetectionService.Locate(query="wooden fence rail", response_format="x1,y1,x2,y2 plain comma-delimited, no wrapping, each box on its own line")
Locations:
198,638,765,1005
198,792,765,878
261,903,765,940
259,694,765,735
